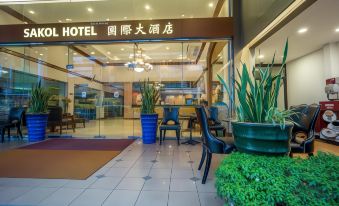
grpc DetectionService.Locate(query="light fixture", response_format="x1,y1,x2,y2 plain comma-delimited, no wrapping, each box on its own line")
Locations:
106,18,109,21
298,27,308,34
145,4,150,10
66,18,72,22
28,10,35,14
166,46,170,50
258,54,264,59
208,2,213,8
73,52,77,55
58,20,62,23
120,48,125,51
90,51,95,55
39,53,43,56
107,51,111,55
23,21,28,24
124,17,127,19
106,61,109,64
87,7,93,12
181,14,185,17
125,44,153,72
335,27,339,33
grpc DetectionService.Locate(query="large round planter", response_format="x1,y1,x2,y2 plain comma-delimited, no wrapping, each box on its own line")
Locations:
26,113,49,142
232,121,294,155
140,113,159,144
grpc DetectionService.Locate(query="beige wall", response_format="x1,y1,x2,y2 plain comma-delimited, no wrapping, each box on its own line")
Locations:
286,42,339,106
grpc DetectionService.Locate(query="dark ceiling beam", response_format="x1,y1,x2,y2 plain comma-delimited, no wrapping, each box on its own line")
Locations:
0,6,36,24
0,47,101,84
69,45,105,66
195,0,226,64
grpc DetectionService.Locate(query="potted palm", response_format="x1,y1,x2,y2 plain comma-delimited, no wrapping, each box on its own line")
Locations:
140,79,160,144
26,81,52,142
217,40,294,155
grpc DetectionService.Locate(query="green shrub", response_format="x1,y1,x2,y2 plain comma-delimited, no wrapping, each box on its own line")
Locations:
215,152,339,206
28,81,52,114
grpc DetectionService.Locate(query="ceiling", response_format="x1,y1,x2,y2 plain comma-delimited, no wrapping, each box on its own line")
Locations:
255,0,339,64
4,0,222,23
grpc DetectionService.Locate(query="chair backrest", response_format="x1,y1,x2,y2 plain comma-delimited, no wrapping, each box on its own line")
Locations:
195,106,228,153
47,106,63,122
290,104,320,136
8,107,25,123
162,107,180,125
208,106,218,122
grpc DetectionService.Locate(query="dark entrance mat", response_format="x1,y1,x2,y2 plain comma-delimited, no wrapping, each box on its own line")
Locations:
19,138,134,151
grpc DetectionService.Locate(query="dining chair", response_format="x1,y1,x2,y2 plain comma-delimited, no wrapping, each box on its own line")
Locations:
195,106,235,184
159,107,181,145
289,104,320,157
5,107,25,140
208,106,226,137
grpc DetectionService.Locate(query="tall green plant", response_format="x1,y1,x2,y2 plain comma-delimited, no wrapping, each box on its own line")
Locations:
28,80,52,114
217,40,294,127
140,79,159,114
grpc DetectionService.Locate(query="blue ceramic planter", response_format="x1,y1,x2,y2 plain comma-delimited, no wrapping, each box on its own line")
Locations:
140,114,158,144
26,113,48,142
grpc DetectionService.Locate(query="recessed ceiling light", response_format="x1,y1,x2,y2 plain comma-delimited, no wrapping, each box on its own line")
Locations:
58,20,62,23
335,27,339,32
90,51,95,55
23,21,28,24
28,10,35,14
166,46,170,50
181,14,185,17
120,48,125,51
298,27,308,34
208,2,214,8
66,18,72,22
73,52,77,55
145,4,150,10
124,17,127,19
39,53,43,56
258,54,264,59
106,18,110,21
107,51,111,55
87,7,93,12
106,61,109,64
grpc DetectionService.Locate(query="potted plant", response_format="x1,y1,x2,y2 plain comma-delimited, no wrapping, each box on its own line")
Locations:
140,79,160,144
217,40,295,155
26,81,52,142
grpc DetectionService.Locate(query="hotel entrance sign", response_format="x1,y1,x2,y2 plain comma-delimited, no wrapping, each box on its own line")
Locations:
0,18,233,45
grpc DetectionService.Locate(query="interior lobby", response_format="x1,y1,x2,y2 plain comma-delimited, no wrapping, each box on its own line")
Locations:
0,0,338,206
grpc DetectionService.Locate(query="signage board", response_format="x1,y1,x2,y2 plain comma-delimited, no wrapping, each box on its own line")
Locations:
0,18,233,45
66,64,74,70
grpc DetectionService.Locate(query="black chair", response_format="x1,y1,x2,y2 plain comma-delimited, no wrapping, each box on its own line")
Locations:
289,104,320,157
159,107,181,145
4,107,25,140
195,106,235,184
48,106,75,135
208,106,226,137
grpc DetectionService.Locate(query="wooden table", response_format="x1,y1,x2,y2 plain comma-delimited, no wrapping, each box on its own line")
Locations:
180,114,200,145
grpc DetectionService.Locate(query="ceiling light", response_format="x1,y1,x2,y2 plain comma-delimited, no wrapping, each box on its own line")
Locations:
87,7,93,12
107,51,111,55
145,4,150,10
90,51,95,55
298,27,308,34
208,2,213,8
23,21,28,24
181,14,185,17
120,48,125,51
258,54,264,59
106,18,109,21
166,46,170,50
58,20,62,23
39,53,43,56
28,10,35,14
66,18,72,22
335,28,339,32
106,61,109,64
124,17,127,19
73,52,77,55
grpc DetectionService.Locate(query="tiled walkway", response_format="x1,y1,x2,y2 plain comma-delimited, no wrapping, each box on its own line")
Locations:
0,139,225,206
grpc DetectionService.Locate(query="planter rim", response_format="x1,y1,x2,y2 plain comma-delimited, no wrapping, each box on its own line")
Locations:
231,121,294,127
140,113,158,116
26,113,49,115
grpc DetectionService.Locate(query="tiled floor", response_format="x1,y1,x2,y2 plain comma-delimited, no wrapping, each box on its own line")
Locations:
0,139,225,206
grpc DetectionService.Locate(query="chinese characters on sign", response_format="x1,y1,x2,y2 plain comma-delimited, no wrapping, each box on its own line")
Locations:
108,22,173,36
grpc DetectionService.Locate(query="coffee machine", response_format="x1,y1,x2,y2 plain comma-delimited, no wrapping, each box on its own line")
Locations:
316,77,339,144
